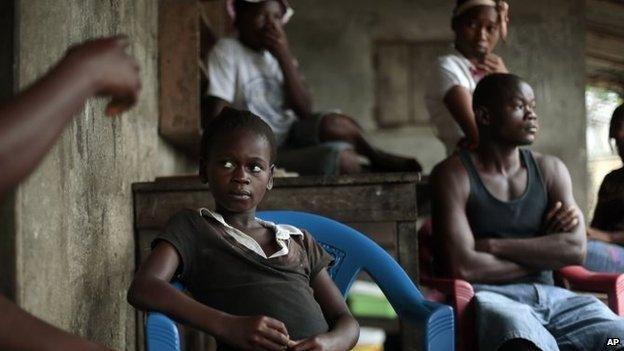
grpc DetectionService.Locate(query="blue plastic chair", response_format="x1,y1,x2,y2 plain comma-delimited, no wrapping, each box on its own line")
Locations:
145,211,454,351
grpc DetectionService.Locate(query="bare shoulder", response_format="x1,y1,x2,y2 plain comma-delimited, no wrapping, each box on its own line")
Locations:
531,151,570,184
430,154,470,198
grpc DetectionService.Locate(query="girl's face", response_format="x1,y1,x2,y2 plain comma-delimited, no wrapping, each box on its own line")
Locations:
205,129,274,215
454,6,500,59
612,120,624,161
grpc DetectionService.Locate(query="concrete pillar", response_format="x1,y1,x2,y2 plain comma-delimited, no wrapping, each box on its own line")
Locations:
11,1,193,349
0,0,15,301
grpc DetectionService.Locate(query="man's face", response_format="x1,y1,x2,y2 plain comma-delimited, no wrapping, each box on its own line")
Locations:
454,6,500,59
237,0,284,50
490,82,539,146
205,129,274,214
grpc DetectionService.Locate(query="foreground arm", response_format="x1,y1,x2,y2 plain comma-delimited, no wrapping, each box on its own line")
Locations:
431,159,533,283
290,269,359,351
0,36,140,200
0,295,113,351
443,86,479,148
0,36,140,351
128,242,290,351
477,156,586,269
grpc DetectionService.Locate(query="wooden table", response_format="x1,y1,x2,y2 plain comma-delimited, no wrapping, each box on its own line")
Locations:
132,173,427,350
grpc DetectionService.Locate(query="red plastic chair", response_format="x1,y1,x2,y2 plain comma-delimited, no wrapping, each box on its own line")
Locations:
418,219,624,351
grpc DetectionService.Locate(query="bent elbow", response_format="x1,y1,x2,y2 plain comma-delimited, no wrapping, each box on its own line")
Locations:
563,237,586,266
553,245,585,268
126,284,138,307
126,280,146,310
568,245,586,266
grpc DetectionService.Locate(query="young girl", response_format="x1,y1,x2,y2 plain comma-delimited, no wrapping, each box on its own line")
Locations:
584,104,624,273
425,0,510,155
127,108,359,351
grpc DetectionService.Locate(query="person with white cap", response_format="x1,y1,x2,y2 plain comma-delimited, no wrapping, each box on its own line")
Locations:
425,0,510,156
204,0,422,175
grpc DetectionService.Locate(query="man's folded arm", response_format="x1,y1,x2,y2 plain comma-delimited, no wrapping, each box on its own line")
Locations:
431,162,534,284
478,156,586,269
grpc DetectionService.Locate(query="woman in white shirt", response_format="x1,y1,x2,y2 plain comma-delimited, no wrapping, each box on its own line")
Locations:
425,0,510,155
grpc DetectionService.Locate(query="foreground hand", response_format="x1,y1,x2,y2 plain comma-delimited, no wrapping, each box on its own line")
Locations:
475,53,508,74
288,334,333,351
261,18,290,58
543,202,579,233
64,35,141,116
220,315,291,351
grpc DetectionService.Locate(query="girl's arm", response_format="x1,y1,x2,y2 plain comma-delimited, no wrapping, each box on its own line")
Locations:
127,242,291,351
443,86,479,148
588,226,624,245
290,269,359,351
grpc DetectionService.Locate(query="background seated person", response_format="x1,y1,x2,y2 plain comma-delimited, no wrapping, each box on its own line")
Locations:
128,108,359,351
585,104,624,273
425,0,510,155
431,73,624,351
204,0,421,175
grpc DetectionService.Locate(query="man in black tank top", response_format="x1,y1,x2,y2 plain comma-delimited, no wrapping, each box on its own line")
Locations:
431,73,624,351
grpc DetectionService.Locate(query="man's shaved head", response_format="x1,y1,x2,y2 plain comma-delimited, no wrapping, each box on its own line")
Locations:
473,73,525,112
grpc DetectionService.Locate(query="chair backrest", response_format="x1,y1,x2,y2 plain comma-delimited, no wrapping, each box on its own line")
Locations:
146,211,453,351
257,211,427,314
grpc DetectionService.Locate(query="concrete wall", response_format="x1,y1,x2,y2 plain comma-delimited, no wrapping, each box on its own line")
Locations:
287,0,589,213
13,0,193,349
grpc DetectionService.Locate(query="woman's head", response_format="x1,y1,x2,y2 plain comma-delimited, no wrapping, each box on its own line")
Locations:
452,0,508,59
609,103,624,159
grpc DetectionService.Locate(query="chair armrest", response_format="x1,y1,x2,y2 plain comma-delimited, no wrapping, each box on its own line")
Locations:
145,311,181,351
421,277,474,315
398,294,455,351
421,277,477,351
556,265,624,315
144,281,184,351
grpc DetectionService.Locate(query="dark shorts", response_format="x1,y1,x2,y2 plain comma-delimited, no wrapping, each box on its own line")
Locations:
277,113,352,175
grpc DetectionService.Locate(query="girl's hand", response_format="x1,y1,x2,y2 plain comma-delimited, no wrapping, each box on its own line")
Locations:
219,315,291,351
587,227,612,243
288,334,334,351
476,53,508,74
457,136,478,150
